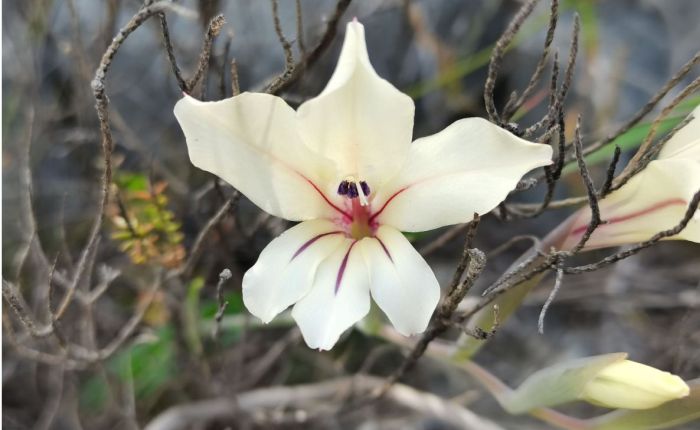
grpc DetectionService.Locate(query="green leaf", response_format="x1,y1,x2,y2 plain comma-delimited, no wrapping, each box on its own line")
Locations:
588,379,700,430
115,172,149,192
184,277,205,357
79,326,176,414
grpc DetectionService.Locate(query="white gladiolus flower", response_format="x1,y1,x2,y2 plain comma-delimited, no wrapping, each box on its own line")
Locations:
174,20,552,350
581,360,690,410
558,105,700,251
501,353,690,413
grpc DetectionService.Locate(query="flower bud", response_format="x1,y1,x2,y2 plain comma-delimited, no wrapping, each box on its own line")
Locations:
581,360,690,409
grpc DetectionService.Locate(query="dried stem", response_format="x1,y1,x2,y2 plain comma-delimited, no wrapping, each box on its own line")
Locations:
266,0,352,95
212,268,232,340
582,50,700,157
177,192,240,279
502,0,558,120
484,0,539,125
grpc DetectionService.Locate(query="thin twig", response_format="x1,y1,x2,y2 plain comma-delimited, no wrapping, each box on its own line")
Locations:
600,145,621,197
295,0,307,56
177,192,240,278
159,13,188,92
484,0,539,125
503,0,558,120
537,261,563,334
187,14,226,95
582,50,700,157
570,116,603,253
612,76,700,191
212,268,232,340
230,59,241,96
266,0,352,95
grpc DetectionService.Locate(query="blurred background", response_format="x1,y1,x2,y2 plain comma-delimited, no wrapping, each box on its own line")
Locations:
3,0,699,429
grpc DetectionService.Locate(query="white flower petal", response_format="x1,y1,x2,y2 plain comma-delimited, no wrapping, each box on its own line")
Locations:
582,360,690,410
242,220,346,323
371,118,553,232
296,21,415,189
174,93,344,221
358,226,440,336
658,105,700,160
292,238,370,350
559,158,700,250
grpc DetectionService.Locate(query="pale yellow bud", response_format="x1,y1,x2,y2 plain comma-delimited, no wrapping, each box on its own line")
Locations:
581,360,690,409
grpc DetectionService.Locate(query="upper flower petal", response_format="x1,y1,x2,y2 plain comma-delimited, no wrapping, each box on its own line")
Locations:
292,238,370,350
242,219,346,323
358,226,440,336
557,158,700,251
658,105,700,160
174,93,341,221
296,20,415,189
371,118,553,232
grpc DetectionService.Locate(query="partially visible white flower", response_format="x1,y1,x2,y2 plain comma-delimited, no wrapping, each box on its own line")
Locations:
174,20,552,350
557,105,700,251
581,359,690,410
502,353,690,414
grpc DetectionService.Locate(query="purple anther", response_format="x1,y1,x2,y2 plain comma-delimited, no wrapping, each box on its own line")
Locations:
347,183,359,198
360,181,370,196
337,180,349,195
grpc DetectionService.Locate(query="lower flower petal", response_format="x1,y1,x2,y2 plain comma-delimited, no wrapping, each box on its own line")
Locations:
358,226,440,336
242,220,346,323
292,239,370,350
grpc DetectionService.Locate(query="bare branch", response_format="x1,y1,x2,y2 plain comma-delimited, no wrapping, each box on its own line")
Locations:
190,14,226,98
159,13,188,92
266,0,352,95
502,0,559,120
569,116,603,253
582,50,700,157
484,0,539,124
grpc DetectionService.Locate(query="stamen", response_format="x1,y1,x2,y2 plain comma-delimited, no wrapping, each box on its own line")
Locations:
354,179,368,206
337,176,371,206
347,183,359,198
360,181,370,196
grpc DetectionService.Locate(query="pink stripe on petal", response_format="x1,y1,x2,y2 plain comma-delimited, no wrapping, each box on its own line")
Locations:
376,237,393,263
571,198,687,236
335,240,358,294
369,187,408,223
291,231,343,261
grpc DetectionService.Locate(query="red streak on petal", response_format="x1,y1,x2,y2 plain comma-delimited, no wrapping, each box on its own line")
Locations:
335,240,358,295
571,198,687,236
303,177,352,220
369,187,408,223
376,237,393,263
291,231,343,261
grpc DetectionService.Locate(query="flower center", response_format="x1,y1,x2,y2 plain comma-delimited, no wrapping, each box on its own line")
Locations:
337,177,374,239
